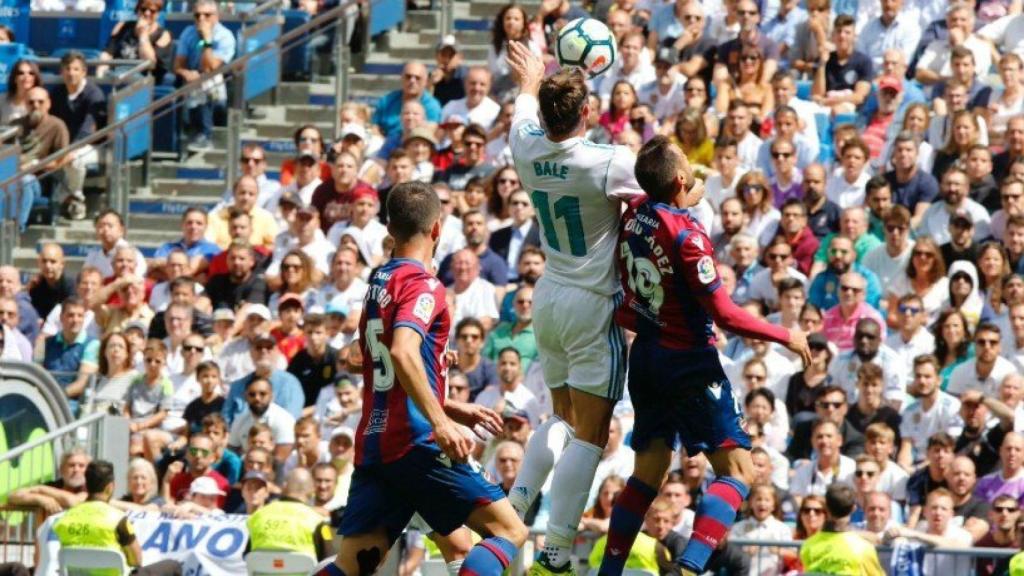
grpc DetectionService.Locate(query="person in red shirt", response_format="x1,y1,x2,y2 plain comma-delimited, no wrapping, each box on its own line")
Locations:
862,76,902,161
777,198,820,276
271,294,306,362
163,433,230,509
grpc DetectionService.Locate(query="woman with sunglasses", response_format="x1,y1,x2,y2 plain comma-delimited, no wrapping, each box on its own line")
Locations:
0,59,40,124
714,45,774,127
279,125,332,186
736,170,781,246
268,249,322,313
99,0,172,80
947,260,986,331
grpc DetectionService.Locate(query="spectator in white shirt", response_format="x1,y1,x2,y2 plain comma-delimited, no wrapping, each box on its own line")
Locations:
440,67,500,131
898,354,964,468
883,488,974,575
730,483,792,576
884,293,935,378
84,209,147,279
474,347,538,421
855,0,921,70
947,323,1018,398
862,205,913,290
598,31,656,108
915,4,992,87
448,249,499,332
864,422,909,503
227,376,296,463
916,167,992,245
826,138,872,209
790,419,856,501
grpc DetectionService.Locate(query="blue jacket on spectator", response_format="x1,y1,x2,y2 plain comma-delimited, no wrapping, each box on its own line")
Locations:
807,263,883,311
221,369,304,425
372,90,442,138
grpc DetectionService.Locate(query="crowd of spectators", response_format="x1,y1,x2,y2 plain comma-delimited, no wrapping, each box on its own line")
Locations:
13,0,1024,572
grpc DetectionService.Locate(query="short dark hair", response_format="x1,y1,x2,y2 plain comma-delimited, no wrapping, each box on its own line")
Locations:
865,175,890,196
498,346,521,360
815,384,847,403
303,313,326,329
927,431,956,450
168,276,196,294
196,360,220,376
94,208,124,227
776,277,804,296
60,50,86,69
976,322,1002,337
387,181,440,242
247,376,272,391
825,482,857,518
538,67,589,138
635,136,685,203
85,460,116,495
455,317,485,337
833,13,855,29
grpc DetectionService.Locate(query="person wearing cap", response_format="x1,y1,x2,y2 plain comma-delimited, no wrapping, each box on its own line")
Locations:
333,121,384,187
916,167,992,245
287,313,338,409
222,331,304,425
311,150,376,233
860,75,904,162
216,302,277,384
403,125,439,183
277,147,325,211
430,34,467,105
324,295,353,349
246,468,337,563
237,469,272,514
206,175,279,251
440,67,500,132
268,205,334,283
372,61,441,139
326,187,388,268
55,460,183,576
434,124,495,192
268,293,306,362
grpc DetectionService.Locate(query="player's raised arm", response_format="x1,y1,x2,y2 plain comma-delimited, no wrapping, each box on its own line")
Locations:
697,288,811,365
390,326,473,461
506,40,544,97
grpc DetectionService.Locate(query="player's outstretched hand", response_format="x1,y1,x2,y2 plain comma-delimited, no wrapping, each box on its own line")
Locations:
786,328,812,366
435,418,474,462
506,40,544,95
445,400,504,439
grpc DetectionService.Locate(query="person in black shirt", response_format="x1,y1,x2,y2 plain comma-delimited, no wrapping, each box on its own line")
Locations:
787,385,866,461
429,35,466,106
148,277,214,340
812,14,872,114
802,164,841,238
847,364,903,446
206,241,269,310
940,213,979,268
948,455,992,542
955,390,1015,477
49,51,107,143
183,361,227,435
27,243,75,319
905,432,955,527
288,314,339,408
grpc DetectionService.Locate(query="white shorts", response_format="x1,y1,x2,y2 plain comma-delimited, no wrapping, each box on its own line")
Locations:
532,276,627,400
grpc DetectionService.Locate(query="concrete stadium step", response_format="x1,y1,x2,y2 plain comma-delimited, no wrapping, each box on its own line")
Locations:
148,179,227,199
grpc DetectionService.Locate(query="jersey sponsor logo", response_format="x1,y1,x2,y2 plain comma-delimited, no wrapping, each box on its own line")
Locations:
413,293,435,324
697,256,716,284
365,408,388,434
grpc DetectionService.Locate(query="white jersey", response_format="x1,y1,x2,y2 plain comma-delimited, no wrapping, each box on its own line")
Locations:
510,94,645,296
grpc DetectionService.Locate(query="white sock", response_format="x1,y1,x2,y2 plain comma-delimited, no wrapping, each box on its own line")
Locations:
446,560,463,576
509,415,574,519
542,438,603,567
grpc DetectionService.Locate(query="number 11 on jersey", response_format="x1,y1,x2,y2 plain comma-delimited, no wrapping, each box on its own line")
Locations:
532,190,587,257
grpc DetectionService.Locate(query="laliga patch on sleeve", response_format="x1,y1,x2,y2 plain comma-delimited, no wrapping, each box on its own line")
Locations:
697,255,716,285
413,293,435,323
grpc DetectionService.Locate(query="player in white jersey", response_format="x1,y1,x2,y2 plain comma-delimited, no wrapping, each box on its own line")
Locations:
505,41,645,575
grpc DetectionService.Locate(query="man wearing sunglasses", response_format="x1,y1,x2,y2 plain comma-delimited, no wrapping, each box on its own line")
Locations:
808,233,882,310
948,323,1017,399
172,0,235,152
975,494,1021,574
164,433,230,507
372,61,441,139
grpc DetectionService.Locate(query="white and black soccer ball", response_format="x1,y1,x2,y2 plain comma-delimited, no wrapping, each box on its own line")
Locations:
556,17,617,79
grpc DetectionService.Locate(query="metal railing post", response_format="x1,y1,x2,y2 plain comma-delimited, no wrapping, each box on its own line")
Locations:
333,15,350,141
108,131,124,215
440,0,453,38
0,220,14,266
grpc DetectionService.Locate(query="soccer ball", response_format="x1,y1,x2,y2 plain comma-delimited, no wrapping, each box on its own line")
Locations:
556,17,617,79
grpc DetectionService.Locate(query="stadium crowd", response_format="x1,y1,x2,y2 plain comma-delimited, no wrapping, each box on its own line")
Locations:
13,0,1024,572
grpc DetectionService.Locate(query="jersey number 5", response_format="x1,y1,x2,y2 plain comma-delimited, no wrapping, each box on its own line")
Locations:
365,318,395,392
532,190,587,257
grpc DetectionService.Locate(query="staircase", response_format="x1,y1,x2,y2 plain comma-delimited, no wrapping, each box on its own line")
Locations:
13,0,539,275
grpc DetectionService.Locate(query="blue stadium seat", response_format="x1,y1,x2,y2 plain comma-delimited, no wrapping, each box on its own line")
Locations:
796,79,812,101
29,14,103,56
281,9,311,79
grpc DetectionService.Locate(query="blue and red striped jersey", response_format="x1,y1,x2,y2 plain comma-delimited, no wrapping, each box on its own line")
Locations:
615,200,723,351
355,258,450,465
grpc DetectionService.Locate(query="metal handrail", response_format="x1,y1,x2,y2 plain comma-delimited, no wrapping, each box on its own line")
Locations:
0,0,358,194
241,0,286,22
0,412,103,463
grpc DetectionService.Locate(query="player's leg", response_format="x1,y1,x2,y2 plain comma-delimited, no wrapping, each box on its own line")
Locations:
428,527,474,576
321,529,391,576
459,499,530,575
676,375,755,574
598,439,672,576
537,387,616,572
512,280,577,520
509,386,575,518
